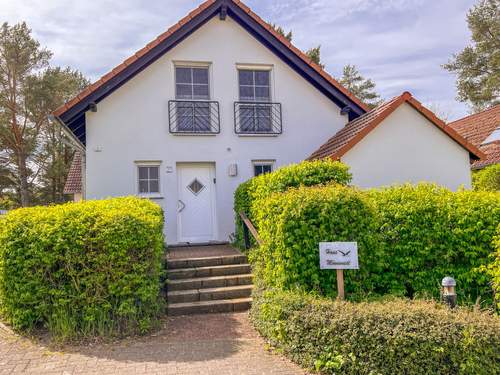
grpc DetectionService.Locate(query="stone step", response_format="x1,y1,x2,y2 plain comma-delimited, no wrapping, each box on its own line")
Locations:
167,284,253,303
167,297,252,316
167,274,253,291
168,264,251,280
167,254,248,269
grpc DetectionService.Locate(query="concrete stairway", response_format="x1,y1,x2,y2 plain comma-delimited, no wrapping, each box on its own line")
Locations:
166,253,253,315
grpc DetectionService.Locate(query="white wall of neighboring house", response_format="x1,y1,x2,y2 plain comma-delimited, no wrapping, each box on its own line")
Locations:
84,16,347,244
342,103,472,190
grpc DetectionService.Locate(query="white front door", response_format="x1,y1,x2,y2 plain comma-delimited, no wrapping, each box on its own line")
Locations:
177,163,217,243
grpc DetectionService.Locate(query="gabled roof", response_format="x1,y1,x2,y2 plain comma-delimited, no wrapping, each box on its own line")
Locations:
63,152,82,194
309,92,485,161
448,104,500,169
54,0,369,146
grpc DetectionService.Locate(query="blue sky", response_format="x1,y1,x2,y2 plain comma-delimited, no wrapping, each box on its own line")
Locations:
0,0,476,120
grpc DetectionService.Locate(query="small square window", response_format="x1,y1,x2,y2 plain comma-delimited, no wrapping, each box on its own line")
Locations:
253,161,274,177
137,165,160,195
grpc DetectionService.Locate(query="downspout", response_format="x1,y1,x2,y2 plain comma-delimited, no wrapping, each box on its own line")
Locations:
49,114,87,200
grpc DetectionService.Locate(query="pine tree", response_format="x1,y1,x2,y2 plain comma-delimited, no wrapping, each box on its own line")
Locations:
443,0,500,112
339,64,382,108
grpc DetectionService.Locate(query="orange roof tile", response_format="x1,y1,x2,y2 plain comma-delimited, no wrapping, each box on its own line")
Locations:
309,92,485,161
63,152,82,194
449,104,500,169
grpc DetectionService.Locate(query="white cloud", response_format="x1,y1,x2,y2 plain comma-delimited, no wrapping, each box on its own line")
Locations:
0,0,476,119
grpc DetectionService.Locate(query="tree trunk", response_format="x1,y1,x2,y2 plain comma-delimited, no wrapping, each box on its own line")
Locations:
17,151,30,207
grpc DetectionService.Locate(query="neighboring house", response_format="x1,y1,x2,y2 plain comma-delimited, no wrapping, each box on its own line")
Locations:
309,92,483,189
448,104,500,170
64,152,84,202
56,0,480,245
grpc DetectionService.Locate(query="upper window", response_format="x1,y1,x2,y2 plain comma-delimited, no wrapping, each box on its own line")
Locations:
238,70,270,102
175,66,209,100
137,165,160,194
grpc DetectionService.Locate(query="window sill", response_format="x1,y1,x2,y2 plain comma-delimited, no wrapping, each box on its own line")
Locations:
170,132,218,136
237,133,280,137
138,194,164,200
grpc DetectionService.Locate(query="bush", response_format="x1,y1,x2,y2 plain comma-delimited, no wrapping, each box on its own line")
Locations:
484,224,500,309
369,184,500,304
251,184,383,298
0,197,164,341
251,289,500,375
473,164,500,191
233,160,351,248
247,181,499,304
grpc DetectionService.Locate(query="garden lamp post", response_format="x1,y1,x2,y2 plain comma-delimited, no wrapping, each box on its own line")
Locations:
441,276,457,308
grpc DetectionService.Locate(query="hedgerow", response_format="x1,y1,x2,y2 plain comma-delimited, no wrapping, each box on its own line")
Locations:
251,289,500,375
484,224,500,309
368,184,500,303
248,180,499,303
473,164,500,191
233,160,351,249
0,197,164,341
250,184,383,297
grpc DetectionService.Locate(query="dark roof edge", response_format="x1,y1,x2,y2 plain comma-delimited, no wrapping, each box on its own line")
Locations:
56,0,368,144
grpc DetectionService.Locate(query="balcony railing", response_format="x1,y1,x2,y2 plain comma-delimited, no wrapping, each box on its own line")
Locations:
168,100,220,134
234,102,282,135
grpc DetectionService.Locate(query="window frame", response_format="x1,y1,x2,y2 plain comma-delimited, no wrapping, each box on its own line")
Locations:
135,161,162,198
237,68,272,102
174,64,211,101
252,160,275,177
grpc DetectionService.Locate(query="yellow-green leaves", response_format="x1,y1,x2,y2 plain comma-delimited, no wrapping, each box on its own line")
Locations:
0,197,165,341
251,289,500,374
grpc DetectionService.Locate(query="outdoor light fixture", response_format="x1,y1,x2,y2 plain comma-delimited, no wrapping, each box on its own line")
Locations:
441,276,457,308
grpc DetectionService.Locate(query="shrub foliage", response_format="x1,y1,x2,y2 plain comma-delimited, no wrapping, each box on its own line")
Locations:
0,197,164,340
251,289,500,375
233,160,351,248
251,185,383,297
473,164,500,191
247,179,499,303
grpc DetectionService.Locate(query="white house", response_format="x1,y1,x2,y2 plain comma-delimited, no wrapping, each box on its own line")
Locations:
56,0,482,245
309,92,483,189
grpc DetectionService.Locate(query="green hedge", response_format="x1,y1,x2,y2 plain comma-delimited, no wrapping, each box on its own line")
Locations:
251,289,500,375
250,184,383,297
250,182,499,303
473,164,500,191
484,224,500,309
0,197,164,340
233,160,351,249
369,184,500,303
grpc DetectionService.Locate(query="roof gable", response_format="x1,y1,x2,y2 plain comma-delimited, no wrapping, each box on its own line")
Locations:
309,92,485,161
54,0,369,146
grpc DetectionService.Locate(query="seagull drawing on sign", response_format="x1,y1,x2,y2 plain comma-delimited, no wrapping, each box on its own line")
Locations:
338,250,351,257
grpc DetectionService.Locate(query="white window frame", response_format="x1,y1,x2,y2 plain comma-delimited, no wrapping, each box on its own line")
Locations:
135,161,163,199
173,62,212,101
236,65,273,102
252,160,275,177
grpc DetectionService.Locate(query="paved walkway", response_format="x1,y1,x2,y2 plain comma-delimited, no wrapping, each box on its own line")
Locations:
0,313,306,375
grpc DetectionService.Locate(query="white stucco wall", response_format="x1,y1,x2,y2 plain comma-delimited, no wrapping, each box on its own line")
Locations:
342,103,472,190
85,16,346,244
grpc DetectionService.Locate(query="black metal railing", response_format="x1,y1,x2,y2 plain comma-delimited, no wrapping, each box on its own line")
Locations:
234,102,282,135
168,100,220,134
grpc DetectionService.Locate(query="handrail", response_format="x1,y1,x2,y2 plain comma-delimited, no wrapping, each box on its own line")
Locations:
239,211,263,247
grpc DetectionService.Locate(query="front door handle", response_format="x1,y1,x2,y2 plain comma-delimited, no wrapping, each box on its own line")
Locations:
178,200,186,213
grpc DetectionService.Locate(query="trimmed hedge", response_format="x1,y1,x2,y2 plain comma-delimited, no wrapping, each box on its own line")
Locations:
473,164,500,191
250,182,499,303
233,160,351,249
251,289,500,375
484,224,500,309
0,197,164,340
250,184,383,297
369,184,500,303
